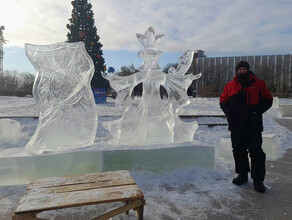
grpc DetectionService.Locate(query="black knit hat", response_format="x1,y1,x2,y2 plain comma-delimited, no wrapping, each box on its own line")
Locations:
236,61,250,71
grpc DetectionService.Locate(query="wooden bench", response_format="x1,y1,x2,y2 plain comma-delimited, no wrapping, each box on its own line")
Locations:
12,170,145,220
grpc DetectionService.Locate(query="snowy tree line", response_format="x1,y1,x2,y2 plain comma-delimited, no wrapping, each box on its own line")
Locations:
0,70,34,96
2,55,291,98
111,63,178,98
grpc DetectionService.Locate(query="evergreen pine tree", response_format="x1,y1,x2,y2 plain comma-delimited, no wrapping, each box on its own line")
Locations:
66,0,108,89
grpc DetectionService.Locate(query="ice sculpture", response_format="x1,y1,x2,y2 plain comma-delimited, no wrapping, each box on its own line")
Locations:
102,26,202,146
25,42,98,154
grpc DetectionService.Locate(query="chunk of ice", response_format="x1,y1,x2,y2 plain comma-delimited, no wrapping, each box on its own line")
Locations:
0,119,23,148
216,134,281,161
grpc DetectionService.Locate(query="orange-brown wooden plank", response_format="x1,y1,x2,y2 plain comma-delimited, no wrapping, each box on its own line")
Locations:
45,181,136,194
12,212,47,220
92,200,143,220
15,184,144,214
27,170,134,190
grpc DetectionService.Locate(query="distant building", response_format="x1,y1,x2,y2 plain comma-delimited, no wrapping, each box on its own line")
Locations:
190,52,292,96
193,50,206,59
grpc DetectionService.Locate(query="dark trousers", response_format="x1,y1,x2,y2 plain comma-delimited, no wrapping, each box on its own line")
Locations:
231,131,266,181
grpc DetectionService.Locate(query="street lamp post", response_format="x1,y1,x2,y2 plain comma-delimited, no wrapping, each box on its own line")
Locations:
0,25,6,74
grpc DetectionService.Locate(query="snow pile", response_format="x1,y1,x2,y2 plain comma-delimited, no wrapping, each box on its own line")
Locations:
179,97,223,115
0,96,39,117
0,119,23,148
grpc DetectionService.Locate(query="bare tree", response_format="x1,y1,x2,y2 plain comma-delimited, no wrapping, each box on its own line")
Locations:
254,64,276,92
0,70,35,96
117,64,138,76
162,63,178,73
2,70,18,95
18,72,35,96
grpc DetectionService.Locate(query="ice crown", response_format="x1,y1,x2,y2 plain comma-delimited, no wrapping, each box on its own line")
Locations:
136,26,165,51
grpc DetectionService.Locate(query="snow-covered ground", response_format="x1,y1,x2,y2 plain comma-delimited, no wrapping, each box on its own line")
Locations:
0,96,292,219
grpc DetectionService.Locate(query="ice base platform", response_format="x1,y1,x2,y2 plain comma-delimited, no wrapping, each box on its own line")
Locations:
216,134,280,162
0,141,214,185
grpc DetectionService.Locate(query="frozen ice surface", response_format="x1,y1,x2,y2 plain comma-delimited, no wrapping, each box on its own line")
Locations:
24,42,98,154
102,27,201,146
0,119,23,150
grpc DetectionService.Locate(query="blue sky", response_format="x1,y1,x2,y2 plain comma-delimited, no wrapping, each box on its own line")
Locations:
3,47,182,73
1,0,292,74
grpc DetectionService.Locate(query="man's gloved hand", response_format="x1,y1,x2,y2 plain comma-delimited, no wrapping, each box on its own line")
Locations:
248,104,259,115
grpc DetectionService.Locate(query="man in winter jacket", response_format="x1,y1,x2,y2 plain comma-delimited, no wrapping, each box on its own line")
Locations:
220,61,273,193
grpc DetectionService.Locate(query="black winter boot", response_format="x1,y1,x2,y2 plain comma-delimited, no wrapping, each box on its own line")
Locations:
253,181,266,193
232,173,248,185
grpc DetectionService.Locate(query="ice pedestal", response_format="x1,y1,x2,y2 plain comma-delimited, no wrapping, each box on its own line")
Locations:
0,142,214,185
216,134,280,162
0,151,103,186
262,134,281,158
102,143,214,172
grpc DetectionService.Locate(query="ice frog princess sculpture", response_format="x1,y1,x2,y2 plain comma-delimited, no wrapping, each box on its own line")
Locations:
102,27,201,146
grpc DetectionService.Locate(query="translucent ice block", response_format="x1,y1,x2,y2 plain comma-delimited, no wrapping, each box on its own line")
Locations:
25,42,98,154
0,119,23,147
216,134,280,161
0,141,214,185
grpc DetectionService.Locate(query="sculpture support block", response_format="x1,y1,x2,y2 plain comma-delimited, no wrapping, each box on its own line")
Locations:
216,134,280,161
0,142,214,185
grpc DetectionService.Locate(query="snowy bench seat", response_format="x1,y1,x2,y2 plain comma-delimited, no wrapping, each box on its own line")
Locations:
13,170,145,220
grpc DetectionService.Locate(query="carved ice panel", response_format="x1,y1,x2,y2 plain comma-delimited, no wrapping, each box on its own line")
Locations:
25,42,97,154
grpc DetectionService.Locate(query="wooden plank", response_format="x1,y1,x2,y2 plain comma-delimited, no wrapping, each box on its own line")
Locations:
136,203,144,220
92,200,143,220
27,170,134,190
12,212,47,220
45,181,136,194
15,184,144,213
179,115,226,118
27,170,132,189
